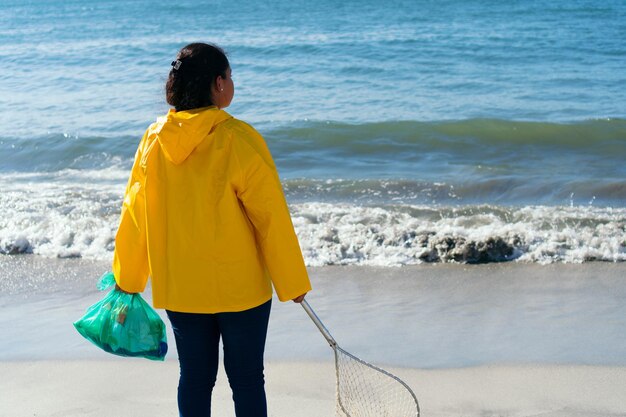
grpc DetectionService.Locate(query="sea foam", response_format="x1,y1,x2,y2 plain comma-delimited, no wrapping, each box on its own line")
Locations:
2,176,624,266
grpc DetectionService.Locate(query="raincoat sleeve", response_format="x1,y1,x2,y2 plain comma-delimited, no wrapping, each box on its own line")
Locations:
233,123,312,302
111,132,150,293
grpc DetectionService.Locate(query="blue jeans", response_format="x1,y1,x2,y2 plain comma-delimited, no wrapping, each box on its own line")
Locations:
166,299,271,417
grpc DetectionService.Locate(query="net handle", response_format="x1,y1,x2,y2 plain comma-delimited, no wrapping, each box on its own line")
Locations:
301,299,337,348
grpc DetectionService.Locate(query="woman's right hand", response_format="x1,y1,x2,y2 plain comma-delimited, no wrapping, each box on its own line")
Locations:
292,293,306,303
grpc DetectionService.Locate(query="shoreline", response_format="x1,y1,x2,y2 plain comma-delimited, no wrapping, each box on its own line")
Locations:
2,253,626,295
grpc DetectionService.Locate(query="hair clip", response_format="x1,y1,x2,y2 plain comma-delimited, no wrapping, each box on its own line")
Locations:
171,60,182,71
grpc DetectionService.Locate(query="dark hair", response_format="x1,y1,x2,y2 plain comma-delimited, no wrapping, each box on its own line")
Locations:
165,42,229,111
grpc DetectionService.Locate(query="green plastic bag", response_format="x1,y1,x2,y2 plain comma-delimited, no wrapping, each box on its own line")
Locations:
73,272,167,361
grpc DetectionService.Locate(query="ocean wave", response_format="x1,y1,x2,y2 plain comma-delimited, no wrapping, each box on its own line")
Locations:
3,118,625,171
3,118,625,208
1,118,624,264
292,203,626,266
268,118,626,149
0,133,134,173
282,178,626,207
1,183,624,265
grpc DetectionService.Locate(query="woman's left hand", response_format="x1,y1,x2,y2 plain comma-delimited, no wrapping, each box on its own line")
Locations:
292,293,306,303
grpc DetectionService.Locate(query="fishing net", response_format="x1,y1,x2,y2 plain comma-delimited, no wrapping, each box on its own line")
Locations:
301,300,419,417
333,345,419,417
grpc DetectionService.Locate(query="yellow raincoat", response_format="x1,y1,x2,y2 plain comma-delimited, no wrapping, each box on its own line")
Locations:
112,106,311,313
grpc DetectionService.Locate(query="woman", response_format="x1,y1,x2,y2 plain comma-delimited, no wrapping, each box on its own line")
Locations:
111,42,311,417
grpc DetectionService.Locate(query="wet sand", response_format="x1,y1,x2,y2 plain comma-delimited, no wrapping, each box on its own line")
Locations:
1,255,625,415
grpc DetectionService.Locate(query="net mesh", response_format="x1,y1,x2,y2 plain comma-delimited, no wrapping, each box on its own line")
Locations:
333,346,420,417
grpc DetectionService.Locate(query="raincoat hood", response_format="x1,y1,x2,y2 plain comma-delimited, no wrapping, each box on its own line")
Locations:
154,106,232,164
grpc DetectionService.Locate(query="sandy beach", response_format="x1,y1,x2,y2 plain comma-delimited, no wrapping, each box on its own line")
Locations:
1,360,625,417
1,256,626,416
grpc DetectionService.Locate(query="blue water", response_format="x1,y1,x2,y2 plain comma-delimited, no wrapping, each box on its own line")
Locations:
0,0,625,263
1,0,625,134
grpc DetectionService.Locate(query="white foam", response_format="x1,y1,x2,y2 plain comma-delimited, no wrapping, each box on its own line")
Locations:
1,173,625,264
290,203,626,266
0,169,125,260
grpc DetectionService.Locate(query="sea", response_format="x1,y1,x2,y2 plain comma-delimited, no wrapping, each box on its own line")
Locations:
0,0,625,266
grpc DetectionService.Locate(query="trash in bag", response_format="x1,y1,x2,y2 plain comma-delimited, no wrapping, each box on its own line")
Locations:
73,272,167,361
